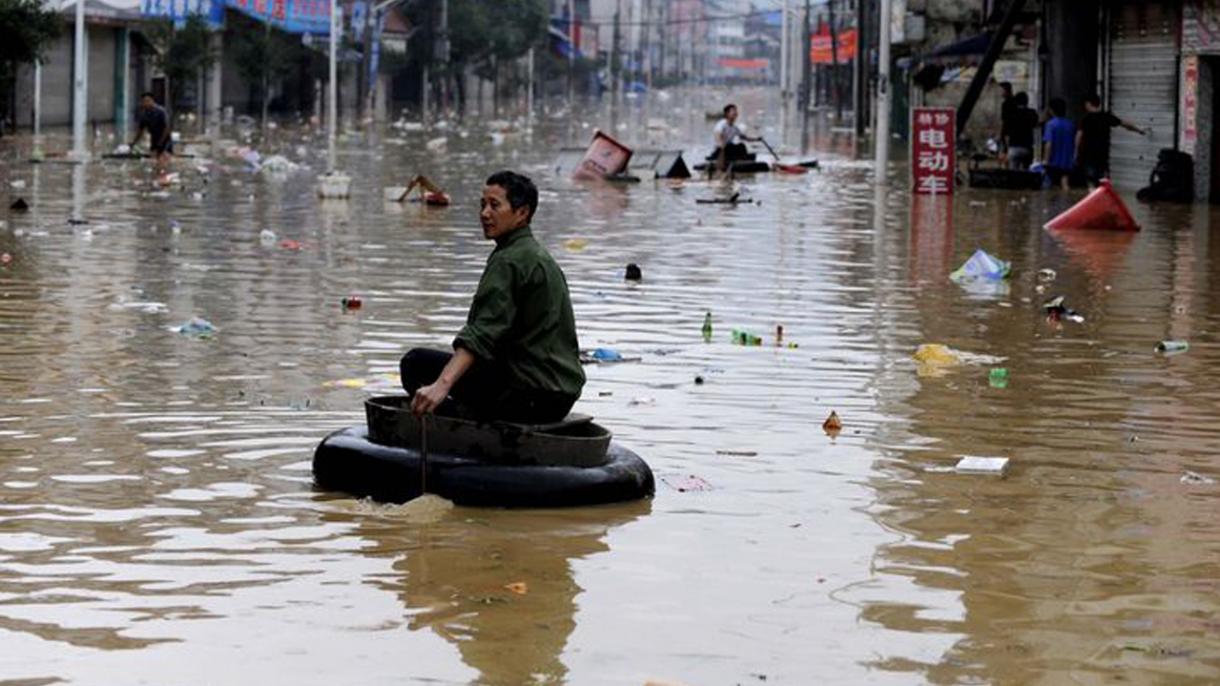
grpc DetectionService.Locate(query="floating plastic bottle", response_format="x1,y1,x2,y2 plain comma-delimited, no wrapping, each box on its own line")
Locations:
1155,340,1189,354
702,312,713,342
731,328,762,346
989,368,1009,389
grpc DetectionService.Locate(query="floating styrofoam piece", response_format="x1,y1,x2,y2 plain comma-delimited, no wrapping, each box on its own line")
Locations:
955,456,1010,475
317,172,351,199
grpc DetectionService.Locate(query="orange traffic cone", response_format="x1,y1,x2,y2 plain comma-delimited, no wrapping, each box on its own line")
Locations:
1044,179,1140,231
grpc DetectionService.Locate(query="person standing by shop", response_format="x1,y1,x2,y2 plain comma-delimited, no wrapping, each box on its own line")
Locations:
1004,92,1039,170
1041,98,1076,189
1075,94,1148,187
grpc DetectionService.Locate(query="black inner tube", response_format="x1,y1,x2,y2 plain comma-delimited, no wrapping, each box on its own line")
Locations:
313,426,655,508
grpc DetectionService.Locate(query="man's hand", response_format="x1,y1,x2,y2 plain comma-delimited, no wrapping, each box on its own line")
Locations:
411,381,450,416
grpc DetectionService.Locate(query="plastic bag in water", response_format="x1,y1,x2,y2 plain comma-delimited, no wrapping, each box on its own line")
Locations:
950,249,1011,284
171,317,218,338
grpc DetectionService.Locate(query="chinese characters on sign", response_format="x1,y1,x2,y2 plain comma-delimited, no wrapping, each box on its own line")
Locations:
1183,55,1199,147
142,0,330,34
911,107,956,195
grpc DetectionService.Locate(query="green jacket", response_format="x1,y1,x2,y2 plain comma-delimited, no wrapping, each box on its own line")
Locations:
455,226,585,398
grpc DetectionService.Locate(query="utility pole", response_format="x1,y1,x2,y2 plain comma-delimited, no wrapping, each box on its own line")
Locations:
801,0,811,113
439,0,449,113
327,0,338,171
642,0,652,90
780,0,789,135
71,0,88,161
33,61,42,151
263,14,273,130
657,1,666,84
566,0,575,107
527,46,535,126
359,0,371,122
611,0,621,100
875,0,892,180
854,0,870,139
828,0,842,123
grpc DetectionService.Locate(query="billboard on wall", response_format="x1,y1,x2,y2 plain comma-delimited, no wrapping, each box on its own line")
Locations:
141,0,332,34
810,27,857,65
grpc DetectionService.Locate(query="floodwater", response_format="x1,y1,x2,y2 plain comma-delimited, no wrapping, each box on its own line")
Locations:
1,89,1219,685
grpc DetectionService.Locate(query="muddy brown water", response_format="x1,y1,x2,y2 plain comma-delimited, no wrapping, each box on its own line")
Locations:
1,91,1219,684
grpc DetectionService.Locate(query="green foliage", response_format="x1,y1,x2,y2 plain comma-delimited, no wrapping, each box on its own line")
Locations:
0,0,60,123
231,21,300,92
407,0,547,71
0,0,61,67
147,15,217,109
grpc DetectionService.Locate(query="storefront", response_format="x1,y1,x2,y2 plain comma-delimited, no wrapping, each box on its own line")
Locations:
1181,1,1220,201
1105,1,1180,192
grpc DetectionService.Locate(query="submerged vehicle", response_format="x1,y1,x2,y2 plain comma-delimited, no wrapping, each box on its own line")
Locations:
313,396,655,507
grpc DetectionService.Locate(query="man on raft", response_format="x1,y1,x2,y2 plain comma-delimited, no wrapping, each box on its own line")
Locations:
401,171,586,424
710,103,762,172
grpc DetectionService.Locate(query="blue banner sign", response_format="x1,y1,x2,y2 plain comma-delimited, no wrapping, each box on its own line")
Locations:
141,0,333,35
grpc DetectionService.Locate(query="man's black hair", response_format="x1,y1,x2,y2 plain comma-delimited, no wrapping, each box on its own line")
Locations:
140,91,155,99
486,171,538,221
1014,92,1029,107
723,103,737,116
1085,93,1102,108
1049,97,1066,116
999,81,1013,94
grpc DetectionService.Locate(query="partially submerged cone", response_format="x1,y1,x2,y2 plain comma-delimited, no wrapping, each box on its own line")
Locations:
1044,179,1140,231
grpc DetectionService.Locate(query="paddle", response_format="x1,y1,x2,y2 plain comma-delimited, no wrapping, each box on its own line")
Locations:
419,414,429,495
759,138,807,175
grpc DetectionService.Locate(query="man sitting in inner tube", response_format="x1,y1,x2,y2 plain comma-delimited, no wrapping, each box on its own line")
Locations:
401,171,586,424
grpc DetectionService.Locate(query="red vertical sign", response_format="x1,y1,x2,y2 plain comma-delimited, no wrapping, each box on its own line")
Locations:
1183,55,1199,147
911,107,956,195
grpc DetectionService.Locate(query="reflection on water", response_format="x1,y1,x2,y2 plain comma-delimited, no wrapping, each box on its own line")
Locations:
0,88,1219,684
339,501,649,686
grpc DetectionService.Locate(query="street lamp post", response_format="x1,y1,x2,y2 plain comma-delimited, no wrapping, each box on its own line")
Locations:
875,0,892,182
71,0,88,161
327,0,338,172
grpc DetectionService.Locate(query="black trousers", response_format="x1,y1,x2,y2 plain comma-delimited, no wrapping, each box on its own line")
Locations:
399,348,577,424
708,142,750,162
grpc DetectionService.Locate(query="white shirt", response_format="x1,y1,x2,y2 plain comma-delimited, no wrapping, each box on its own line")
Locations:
714,118,744,147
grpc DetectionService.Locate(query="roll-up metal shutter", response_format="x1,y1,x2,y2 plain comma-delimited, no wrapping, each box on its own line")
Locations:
1107,2,1178,190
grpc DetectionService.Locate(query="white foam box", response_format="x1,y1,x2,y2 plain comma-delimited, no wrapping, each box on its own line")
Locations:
317,173,352,199
955,456,1010,475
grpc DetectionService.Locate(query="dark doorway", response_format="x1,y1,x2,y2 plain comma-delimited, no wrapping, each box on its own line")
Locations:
1211,58,1220,203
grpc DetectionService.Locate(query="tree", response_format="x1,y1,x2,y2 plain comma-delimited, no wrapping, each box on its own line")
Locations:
230,15,301,128
405,0,547,117
0,0,60,132
147,15,217,116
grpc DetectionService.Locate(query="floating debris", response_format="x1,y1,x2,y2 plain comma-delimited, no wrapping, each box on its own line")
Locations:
171,317,218,338
822,411,842,438
955,456,1010,475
